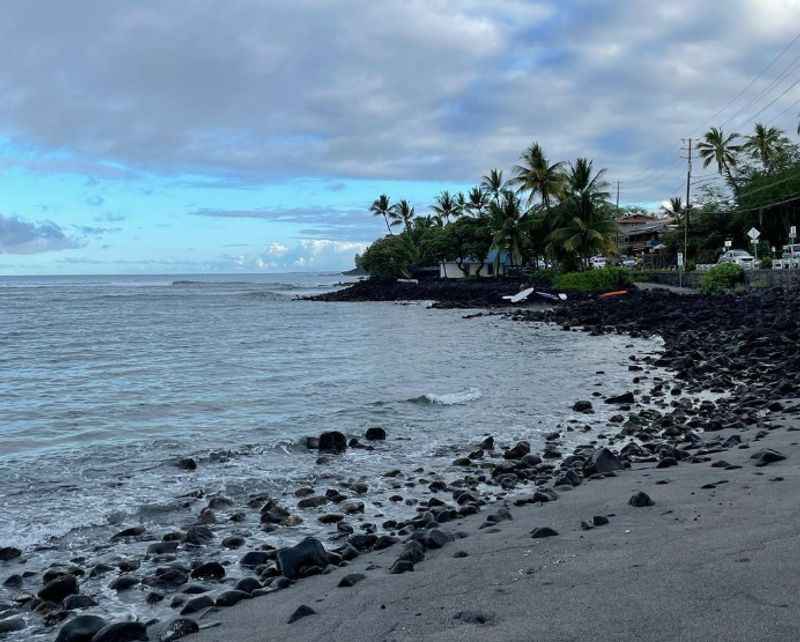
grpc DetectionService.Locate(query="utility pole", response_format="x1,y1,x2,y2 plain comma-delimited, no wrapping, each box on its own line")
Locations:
680,138,693,286
616,181,620,211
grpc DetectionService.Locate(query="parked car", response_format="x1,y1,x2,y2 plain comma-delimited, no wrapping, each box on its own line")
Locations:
718,249,757,270
773,244,800,270
589,256,607,269
620,256,637,268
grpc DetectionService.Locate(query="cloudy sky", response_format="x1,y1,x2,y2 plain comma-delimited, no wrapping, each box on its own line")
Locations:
1,0,800,274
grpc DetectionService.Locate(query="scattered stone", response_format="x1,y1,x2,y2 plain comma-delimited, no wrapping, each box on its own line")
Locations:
751,449,787,467
628,491,655,507
454,610,496,625
180,594,214,615
338,573,366,588
605,392,635,404
530,527,559,539
175,458,197,471
0,547,22,562
287,605,316,624
573,400,594,413
592,515,610,526
276,538,328,580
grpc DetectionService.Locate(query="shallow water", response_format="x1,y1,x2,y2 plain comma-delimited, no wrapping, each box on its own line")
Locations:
0,272,664,636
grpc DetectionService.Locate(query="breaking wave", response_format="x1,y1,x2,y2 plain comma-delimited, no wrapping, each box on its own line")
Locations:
407,388,483,406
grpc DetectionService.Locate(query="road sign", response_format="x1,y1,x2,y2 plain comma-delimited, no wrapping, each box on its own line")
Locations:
724,240,732,248
748,227,760,241
791,225,797,239
677,252,684,268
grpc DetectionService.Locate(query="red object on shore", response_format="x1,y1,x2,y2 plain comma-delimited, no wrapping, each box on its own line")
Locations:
598,290,629,299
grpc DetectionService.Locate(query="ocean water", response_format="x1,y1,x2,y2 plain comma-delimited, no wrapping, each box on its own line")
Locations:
0,272,663,633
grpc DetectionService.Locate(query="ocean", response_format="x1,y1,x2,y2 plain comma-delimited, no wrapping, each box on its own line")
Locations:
0,272,663,635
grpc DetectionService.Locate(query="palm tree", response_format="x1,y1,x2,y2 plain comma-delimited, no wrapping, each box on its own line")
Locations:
370,194,394,234
391,200,415,233
480,169,505,201
466,187,489,218
487,190,527,273
744,123,786,173
430,191,458,226
510,143,567,212
548,158,616,268
661,196,683,218
697,128,741,195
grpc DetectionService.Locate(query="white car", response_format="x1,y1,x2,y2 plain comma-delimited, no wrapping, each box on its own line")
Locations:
718,249,757,270
620,256,637,268
589,256,607,269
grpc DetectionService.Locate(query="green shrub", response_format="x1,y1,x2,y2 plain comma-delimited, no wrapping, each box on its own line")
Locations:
359,235,416,279
759,256,772,270
554,267,633,293
700,262,745,295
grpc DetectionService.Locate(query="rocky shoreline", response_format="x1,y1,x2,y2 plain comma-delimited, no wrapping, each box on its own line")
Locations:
3,286,799,641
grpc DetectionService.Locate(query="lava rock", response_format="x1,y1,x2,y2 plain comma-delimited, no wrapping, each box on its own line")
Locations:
39,574,79,603
751,449,787,467
276,538,328,580
318,431,347,453
0,547,21,561
628,491,655,507
605,392,635,404
55,615,107,642
215,590,249,607
573,400,594,413
365,427,386,441
159,618,199,642
190,562,225,581
0,617,25,634
175,458,197,471
530,527,559,539
504,441,530,460
287,605,316,624
180,594,214,615
586,448,623,475
108,575,139,592
89,621,148,642
338,573,366,588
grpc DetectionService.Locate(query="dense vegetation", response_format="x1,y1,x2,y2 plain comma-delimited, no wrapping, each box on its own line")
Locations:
700,263,745,295
664,123,800,265
358,143,618,279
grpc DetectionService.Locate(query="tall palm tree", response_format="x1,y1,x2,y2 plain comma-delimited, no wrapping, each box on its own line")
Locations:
466,187,489,218
455,192,468,218
480,169,505,202
391,200,415,233
370,194,394,234
510,142,567,212
744,123,786,173
430,191,458,226
548,158,615,268
697,128,741,195
487,190,527,273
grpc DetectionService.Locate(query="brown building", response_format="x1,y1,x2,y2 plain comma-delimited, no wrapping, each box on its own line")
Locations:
616,213,674,256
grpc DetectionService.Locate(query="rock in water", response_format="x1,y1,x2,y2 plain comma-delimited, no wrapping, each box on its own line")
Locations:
64,594,99,609
287,605,316,624
0,547,21,561
504,441,530,459
89,621,148,642
628,491,655,507
276,538,328,580
159,618,199,642
56,616,108,642
318,431,347,453
0,617,25,634
605,392,635,404
39,574,79,602
190,562,225,580
365,427,386,441
573,400,594,413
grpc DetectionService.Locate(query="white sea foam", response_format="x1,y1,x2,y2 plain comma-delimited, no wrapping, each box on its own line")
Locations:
414,387,483,405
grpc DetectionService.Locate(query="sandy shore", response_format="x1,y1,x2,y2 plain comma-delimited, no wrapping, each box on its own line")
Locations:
170,404,800,642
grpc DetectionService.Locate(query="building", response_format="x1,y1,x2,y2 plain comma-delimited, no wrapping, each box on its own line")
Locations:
616,213,674,256
440,249,512,279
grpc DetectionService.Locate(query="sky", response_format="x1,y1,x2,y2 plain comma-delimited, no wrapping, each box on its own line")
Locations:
2,0,800,274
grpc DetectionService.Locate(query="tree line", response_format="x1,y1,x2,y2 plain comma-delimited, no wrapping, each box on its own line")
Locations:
358,143,619,278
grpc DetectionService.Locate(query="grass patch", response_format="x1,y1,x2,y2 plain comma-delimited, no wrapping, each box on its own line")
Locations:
554,267,633,293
